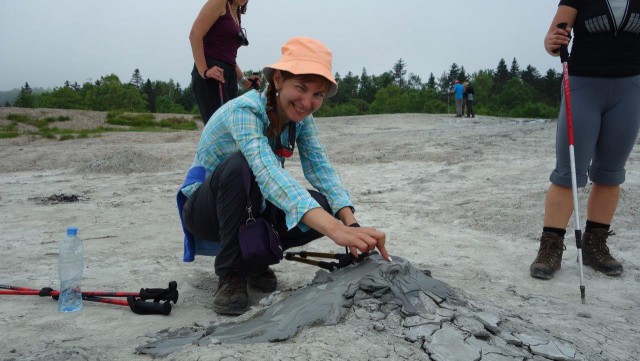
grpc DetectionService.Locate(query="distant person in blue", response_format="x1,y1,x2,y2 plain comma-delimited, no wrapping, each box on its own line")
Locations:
450,80,464,117
177,37,391,315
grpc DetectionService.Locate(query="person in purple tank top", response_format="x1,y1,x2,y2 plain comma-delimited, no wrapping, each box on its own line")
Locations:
189,0,261,124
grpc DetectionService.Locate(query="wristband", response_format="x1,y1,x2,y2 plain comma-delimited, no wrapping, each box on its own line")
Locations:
348,223,360,228
238,76,247,85
203,67,210,80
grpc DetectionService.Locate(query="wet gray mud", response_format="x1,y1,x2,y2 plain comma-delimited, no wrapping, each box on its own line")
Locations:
138,255,585,360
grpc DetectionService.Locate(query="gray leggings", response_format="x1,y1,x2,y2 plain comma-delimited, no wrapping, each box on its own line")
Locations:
550,75,640,187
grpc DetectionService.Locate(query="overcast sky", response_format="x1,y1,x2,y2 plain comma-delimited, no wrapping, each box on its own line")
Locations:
0,1,561,92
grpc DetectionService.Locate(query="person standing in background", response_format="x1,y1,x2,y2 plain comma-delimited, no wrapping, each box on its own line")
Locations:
530,0,640,280
464,82,475,118
189,0,261,124
451,80,464,117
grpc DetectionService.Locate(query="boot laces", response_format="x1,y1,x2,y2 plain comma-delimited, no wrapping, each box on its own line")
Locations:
218,274,246,294
588,230,616,261
534,235,565,264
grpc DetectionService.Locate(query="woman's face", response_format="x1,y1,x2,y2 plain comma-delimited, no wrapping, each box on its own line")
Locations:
274,72,328,122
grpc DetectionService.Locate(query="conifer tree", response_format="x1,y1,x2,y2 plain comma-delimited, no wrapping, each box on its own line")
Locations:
392,59,407,90
509,58,521,78
14,82,35,108
358,68,376,103
129,68,144,89
141,79,157,112
446,63,461,86
426,73,436,90
493,58,510,89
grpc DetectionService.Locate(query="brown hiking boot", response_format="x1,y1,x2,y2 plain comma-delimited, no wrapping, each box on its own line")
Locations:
530,232,566,280
247,267,277,293
582,229,623,276
213,273,248,315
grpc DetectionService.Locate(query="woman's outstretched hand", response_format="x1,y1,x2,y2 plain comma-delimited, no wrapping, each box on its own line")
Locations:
335,225,391,262
301,208,391,262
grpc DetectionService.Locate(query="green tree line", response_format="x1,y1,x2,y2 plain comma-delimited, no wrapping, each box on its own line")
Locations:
8,59,563,119
317,58,562,119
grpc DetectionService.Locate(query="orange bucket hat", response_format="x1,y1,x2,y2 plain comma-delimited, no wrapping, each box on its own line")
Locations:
263,36,338,97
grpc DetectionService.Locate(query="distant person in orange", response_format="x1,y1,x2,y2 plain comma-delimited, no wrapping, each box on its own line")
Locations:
189,0,260,124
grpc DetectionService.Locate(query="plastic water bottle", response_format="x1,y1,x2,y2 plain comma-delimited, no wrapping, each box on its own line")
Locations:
58,227,83,312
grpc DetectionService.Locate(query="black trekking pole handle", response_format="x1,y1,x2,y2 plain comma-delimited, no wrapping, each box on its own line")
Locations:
138,281,179,304
127,296,172,315
552,22,571,63
557,23,570,63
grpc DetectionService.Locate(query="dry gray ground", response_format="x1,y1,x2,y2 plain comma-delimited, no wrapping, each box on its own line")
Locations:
0,108,639,360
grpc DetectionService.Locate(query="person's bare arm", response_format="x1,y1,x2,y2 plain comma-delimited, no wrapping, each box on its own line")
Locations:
301,208,390,261
544,5,577,56
189,0,226,82
235,65,262,90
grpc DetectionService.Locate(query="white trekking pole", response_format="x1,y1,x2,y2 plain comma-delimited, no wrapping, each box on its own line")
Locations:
557,22,586,303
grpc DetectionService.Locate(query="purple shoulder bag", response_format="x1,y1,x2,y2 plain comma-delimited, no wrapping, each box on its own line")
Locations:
238,160,283,266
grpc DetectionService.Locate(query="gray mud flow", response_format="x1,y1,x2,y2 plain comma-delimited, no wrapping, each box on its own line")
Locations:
138,255,585,360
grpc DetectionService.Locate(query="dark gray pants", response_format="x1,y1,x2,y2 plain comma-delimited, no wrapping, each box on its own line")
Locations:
182,152,330,276
466,100,474,117
191,59,238,125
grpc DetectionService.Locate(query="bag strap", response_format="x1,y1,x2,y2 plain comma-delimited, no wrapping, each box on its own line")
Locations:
242,158,276,224
242,159,255,222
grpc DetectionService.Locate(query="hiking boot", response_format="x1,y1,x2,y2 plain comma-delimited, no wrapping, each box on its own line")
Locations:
582,229,623,276
247,267,277,293
213,273,248,315
530,232,566,280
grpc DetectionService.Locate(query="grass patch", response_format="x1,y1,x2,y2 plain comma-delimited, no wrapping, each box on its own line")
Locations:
0,123,19,138
106,111,155,127
58,134,76,141
159,117,198,130
107,112,197,130
39,126,112,140
6,114,33,122
7,113,59,129
3,111,197,141
0,123,17,132
43,115,71,122
0,132,19,139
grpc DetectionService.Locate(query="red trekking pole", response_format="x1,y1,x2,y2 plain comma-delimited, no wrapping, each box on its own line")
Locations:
0,282,178,315
556,22,586,303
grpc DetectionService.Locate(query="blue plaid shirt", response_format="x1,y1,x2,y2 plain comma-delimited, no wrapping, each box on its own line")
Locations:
181,90,353,231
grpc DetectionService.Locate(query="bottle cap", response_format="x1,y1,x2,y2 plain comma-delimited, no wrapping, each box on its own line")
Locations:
66,227,78,236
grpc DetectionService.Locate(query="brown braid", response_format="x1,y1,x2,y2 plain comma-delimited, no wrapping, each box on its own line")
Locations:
265,81,281,138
